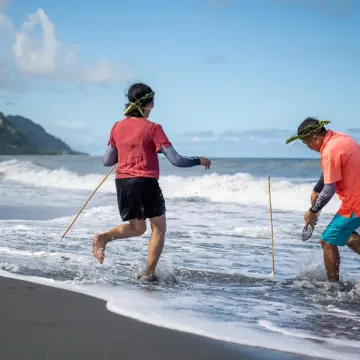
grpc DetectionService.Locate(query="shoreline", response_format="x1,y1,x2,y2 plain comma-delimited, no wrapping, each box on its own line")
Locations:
0,274,320,360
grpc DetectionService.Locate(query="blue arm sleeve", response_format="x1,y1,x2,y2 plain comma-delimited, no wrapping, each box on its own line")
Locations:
103,145,117,166
313,173,324,193
310,182,336,213
160,145,200,167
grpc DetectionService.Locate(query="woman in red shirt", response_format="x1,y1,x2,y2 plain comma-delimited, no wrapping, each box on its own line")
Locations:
93,83,211,281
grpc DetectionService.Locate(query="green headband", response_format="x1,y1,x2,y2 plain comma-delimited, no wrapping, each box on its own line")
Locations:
285,120,331,144
123,91,155,117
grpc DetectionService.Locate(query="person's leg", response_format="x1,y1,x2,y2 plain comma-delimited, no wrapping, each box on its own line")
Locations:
347,231,360,254
93,177,146,264
144,215,166,277
320,213,359,281
320,240,340,281
140,178,167,278
93,219,146,264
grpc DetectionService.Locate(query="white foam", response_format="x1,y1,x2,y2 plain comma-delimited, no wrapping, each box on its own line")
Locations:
327,305,357,316
0,246,89,262
0,159,340,212
1,158,359,360
0,159,112,192
259,320,360,357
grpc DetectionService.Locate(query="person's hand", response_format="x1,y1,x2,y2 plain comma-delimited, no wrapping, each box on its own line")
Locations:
304,210,318,228
199,157,211,169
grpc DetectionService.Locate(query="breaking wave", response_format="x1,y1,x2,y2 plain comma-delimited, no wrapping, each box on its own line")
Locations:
0,159,340,212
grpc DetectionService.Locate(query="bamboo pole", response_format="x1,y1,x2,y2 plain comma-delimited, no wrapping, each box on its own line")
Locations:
61,164,116,239
268,175,275,277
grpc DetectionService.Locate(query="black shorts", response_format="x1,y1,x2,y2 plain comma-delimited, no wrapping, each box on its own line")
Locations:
115,177,166,221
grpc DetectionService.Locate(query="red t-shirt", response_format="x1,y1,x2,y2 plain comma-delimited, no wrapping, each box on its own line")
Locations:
320,130,360,217
108,117,172,180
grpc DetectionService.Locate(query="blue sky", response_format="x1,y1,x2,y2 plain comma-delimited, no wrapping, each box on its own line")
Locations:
0,0,359,157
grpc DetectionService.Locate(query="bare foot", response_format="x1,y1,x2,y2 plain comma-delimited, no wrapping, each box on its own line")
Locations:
93,234,107,264
138,273,158,282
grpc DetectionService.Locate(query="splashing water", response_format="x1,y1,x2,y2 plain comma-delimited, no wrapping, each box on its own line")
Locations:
0,156,359,360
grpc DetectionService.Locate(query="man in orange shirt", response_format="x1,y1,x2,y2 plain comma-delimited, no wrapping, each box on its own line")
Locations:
286,118,360,281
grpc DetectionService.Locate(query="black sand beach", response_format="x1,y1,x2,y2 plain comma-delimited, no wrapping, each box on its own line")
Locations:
0,276,319,360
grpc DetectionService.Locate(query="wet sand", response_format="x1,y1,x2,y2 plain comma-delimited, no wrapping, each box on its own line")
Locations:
0,275,319,360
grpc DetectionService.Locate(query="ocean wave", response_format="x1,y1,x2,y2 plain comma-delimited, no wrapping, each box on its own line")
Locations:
0,159,340,212
0,159,110,191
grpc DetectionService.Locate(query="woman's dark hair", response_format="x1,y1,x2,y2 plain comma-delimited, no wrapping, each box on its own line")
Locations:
124,83,155,118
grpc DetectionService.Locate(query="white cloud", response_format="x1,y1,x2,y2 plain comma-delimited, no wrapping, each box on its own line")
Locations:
173,129,314,158
177,128,289,145
50,120,104,154
83,58,131,84
191,137,203,143
0,0,12,37
53,120,86,131
0,8,132,86
12,9,59,76
0,15,12,34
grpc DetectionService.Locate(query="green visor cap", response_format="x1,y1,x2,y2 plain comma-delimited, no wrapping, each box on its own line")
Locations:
285,120,331,144
123,91,155,117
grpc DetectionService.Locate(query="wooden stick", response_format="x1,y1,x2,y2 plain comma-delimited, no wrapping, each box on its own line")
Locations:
61,164,116,239
268,175,275,277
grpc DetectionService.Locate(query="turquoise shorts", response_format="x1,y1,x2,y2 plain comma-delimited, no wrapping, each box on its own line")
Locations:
321,212,360,246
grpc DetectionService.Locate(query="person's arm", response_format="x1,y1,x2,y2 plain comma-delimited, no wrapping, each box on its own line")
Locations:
309,153,342,212
153,124,209,168
311,173,324,206
103,122,118,166
309,182,336,213
103,145,117,166
160,145,200,167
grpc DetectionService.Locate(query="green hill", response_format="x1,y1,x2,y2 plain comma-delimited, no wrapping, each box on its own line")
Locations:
0,112,86,155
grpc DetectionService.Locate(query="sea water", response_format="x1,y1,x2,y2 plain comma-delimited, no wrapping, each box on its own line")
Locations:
0,155,359,360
